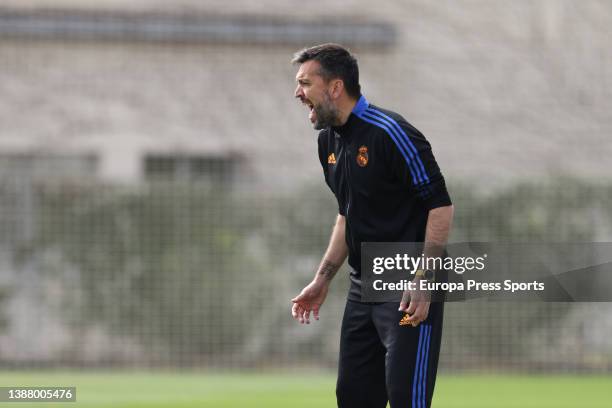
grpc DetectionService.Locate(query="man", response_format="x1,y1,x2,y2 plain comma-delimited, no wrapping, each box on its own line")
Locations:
290,43,454,408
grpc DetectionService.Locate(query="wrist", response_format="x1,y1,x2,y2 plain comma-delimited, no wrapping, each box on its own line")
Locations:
413,268,435,282
312,275,332,286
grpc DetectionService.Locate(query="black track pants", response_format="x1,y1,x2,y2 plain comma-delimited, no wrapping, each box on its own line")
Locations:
336,300,444,408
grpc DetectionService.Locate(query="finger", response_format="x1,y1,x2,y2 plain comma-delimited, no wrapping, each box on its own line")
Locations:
300,306,308,324
294,304,304,321
313,305,320,321
414,301,429,316
405,313,418,323
292,302,299,319
411,303,427,319
406,301,417,316
297,305,305,323
407,304,428,325
304,308,311,324
416,305,430,322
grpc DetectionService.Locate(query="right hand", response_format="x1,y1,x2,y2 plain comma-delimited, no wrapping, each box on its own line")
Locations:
291,280,329,324
398,280,431,327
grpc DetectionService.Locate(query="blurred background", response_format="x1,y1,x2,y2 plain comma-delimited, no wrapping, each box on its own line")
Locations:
0,1,611,407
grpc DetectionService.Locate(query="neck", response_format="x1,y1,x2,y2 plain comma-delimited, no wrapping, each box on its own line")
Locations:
335,96,358,126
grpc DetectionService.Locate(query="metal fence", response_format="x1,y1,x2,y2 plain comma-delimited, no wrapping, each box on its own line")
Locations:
0,176,611,372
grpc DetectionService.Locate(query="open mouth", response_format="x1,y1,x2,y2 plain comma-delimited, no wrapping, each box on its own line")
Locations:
302,99,315,122
302,99,314,112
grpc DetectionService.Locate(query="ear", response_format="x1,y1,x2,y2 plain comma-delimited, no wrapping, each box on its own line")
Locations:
329,79,344,99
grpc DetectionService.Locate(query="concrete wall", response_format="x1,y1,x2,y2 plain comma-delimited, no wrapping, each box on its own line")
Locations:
0,1,610,188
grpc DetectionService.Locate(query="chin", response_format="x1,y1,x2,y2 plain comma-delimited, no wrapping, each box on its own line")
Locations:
313,122,326,130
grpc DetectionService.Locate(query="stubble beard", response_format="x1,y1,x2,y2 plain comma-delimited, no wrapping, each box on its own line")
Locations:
312,93,340,130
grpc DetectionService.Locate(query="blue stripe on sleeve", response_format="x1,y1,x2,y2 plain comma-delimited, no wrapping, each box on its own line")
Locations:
356,111,423,186
365,107,430,184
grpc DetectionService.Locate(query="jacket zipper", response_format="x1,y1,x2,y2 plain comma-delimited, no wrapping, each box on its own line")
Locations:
342,145,358,258
343,146,352,217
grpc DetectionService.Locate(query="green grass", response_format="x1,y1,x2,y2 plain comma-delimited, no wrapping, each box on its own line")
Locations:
0,371,609,407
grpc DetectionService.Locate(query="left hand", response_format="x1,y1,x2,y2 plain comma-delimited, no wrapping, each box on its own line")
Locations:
398,278,431,326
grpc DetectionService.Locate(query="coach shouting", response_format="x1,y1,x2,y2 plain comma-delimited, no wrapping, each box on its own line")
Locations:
290,43,454,408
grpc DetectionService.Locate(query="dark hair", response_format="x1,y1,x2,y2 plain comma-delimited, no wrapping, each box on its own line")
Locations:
292,43,361,99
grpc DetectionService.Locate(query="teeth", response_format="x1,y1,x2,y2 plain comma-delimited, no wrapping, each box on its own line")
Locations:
301,99,313,110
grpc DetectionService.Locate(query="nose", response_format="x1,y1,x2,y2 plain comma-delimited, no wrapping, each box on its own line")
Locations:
294,84,304,99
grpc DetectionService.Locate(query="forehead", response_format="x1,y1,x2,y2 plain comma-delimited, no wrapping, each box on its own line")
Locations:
295,60,323,81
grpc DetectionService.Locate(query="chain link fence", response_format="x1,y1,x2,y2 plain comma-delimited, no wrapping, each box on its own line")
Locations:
0,176,611,372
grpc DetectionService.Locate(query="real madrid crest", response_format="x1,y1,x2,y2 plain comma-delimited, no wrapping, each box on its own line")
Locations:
356,145,369,167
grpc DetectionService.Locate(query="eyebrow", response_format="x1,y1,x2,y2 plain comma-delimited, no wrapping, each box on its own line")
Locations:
296,77,310,84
